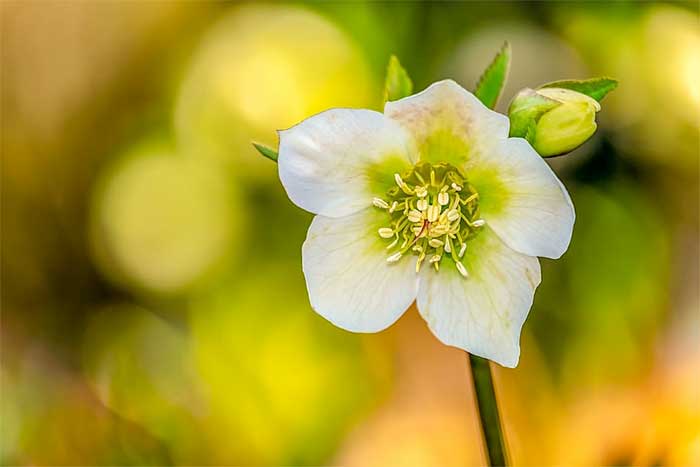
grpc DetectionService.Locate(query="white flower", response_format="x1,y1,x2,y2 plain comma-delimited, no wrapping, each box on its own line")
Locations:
277,80,575,367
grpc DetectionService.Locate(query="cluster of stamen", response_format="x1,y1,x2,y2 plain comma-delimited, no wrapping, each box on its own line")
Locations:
372,162,484,277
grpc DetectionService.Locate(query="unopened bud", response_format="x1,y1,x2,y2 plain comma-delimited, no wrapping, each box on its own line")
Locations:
508,87,601,157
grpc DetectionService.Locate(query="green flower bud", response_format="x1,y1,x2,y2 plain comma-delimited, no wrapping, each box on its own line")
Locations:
508,87,601,157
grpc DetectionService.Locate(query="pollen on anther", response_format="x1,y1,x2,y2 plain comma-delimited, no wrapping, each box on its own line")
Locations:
438,192,449,206
458,243,467,258
428,238,444,248
378,227,394,238
472,219,486,227
417,199,428,211
456,261,469,278
407,210,423,223
427,205,440,222
387,252,402,263
373,197,389,209
451,182,462,191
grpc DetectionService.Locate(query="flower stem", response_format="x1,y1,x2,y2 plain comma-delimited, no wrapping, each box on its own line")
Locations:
468,353,507,466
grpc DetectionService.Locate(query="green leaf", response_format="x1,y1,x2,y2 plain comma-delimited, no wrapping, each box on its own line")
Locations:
474,41,511,109
507,88,562,141
539,77,618,102
252,141,278,162
384,55,413,104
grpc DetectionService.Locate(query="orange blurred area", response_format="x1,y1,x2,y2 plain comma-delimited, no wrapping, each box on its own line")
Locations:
1,1,698,466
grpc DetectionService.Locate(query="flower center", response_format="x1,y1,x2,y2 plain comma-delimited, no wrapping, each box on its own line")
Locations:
372,162,484,277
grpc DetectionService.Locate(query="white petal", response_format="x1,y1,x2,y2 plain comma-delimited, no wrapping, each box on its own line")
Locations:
384,79,509,167
468,137,575,259
302,208,418,332
416,228,541,368
279,109,416,218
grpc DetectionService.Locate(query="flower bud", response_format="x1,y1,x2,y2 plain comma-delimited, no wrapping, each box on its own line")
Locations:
508,87,601,157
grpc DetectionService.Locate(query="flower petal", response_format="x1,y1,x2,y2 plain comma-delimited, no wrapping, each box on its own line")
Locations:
416,228,541,368
279,109,416,218
384,79,509,167
302,208,418,332
468,137,575,259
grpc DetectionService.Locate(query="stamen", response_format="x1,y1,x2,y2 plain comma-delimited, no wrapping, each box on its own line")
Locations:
428,238,444,248
375,162,481,275
416,250,426,272
456,261,469,278
415,186,428,198
407,210,423,223
387,236,399,249
462,193,478,204
427,205,440,222
373,197,389,209
387,252,402,263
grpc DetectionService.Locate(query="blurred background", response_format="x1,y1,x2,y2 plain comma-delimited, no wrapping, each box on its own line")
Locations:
1,1,698,465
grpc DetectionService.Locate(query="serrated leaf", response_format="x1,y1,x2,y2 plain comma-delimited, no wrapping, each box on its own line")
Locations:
539,77,618,102
252,141,278,162
507,88,562,141
474,41,511,109
384,55,414,104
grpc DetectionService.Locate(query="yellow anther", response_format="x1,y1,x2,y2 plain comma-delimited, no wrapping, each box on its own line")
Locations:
389,200,398,213
444,236,452,253
451,182,462,191
407,210,423,223
373,197,389,209
378,227,394,238
428,238,444,248
427,205,440,222
447,209,460,222
387,252,402,263
429,254,441,263
459,243,467,258
415,186,428,198
438,191,449,206
417,199,428,211
431,227,449,238
472,219,486,227
456,261,469,278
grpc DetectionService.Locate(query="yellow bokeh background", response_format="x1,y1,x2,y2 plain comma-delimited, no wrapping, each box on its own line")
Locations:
1,2,698,466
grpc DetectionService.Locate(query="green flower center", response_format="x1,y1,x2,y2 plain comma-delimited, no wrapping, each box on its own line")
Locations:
372,162,484,277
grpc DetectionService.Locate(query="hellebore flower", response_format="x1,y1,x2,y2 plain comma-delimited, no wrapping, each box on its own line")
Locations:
278,80,574,367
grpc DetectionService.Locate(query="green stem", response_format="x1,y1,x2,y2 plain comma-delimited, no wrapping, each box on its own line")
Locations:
469,353,508,466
